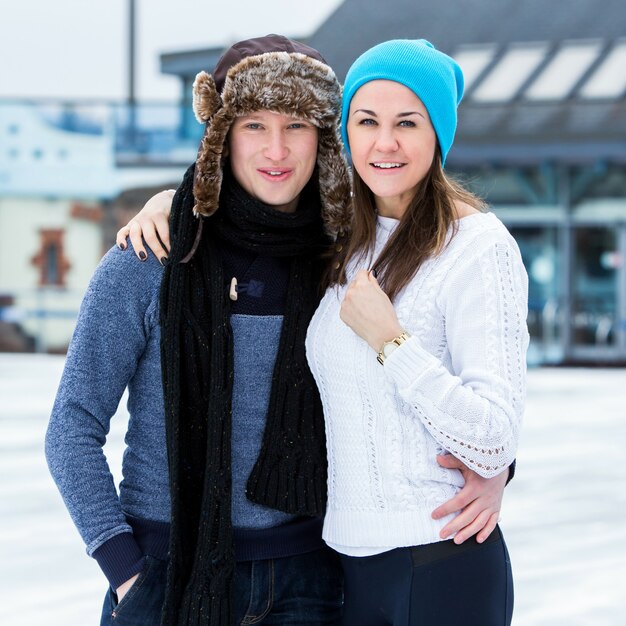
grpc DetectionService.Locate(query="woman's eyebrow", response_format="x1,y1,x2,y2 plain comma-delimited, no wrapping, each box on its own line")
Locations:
398,111,426,119
354,109,426,120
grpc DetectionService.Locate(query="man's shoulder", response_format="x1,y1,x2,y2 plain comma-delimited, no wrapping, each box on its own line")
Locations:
82,244,164,319
96,243,164,290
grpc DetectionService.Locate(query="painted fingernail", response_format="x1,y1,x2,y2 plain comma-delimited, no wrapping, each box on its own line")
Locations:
118,242,127,251
139,251,147,261
160,256,168,266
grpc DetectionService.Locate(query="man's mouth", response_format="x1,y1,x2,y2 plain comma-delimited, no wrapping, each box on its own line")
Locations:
258,168,292,179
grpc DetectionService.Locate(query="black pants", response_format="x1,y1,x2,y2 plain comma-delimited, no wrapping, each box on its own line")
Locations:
340,526,513,626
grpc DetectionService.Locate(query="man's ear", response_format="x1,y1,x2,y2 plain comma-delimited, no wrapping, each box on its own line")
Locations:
193,71,221,123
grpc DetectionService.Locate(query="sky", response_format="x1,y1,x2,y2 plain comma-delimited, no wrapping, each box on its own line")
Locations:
0,0,343,101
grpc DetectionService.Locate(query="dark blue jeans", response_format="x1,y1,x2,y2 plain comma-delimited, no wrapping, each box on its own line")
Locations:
100,555,167,625
234,547,342,625
100,547,343,625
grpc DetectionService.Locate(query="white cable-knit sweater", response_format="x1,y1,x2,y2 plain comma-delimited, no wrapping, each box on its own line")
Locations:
306,212,529,555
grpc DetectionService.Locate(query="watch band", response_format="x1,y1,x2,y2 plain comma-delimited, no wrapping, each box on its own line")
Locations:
377,331,410,365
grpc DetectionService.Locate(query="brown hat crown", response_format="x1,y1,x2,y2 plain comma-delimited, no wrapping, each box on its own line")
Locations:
213,34,327,92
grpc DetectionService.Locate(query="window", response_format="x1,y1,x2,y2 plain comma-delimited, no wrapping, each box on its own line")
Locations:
525,41,603,100
472,43,549,102
579,40,626,98
453,44,497,91
31,229,71,287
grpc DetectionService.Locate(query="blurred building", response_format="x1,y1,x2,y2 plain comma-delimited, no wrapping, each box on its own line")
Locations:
1,0,625,363
0,101,188,351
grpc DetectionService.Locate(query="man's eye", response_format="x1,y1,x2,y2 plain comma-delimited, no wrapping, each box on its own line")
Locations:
288,122,307,129
246,123,262,130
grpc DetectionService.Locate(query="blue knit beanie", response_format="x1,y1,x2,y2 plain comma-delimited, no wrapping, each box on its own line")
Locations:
341,39,464,165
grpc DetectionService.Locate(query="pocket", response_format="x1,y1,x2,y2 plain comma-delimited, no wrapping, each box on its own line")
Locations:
111,556,155,618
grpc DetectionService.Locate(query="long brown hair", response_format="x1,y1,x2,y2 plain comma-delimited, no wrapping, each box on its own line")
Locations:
327,153,486,301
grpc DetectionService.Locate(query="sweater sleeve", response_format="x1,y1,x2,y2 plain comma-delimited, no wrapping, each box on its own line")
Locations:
45,244,162,588
383,236,529,478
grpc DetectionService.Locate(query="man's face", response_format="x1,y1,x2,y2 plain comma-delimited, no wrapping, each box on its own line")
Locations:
228,110,319,213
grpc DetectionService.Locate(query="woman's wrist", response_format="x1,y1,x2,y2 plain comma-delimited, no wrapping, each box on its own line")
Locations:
371,324,405,352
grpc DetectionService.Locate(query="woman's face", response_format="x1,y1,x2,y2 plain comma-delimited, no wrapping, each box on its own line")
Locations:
347,80,437,219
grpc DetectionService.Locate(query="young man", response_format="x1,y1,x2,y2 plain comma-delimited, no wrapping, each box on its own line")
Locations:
48,34,509,626
47,35,350,626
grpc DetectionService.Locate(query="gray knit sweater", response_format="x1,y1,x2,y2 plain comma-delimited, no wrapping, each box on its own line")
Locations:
46,243,321,590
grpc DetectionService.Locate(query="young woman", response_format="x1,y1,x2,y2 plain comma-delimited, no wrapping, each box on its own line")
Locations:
118,39,527,625
304,39,528,625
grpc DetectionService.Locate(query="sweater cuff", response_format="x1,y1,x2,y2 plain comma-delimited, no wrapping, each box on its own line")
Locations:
383,335,438,388
92,531,146,590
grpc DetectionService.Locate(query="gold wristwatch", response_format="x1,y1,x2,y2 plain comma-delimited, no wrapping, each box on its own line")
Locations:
377,331,411,365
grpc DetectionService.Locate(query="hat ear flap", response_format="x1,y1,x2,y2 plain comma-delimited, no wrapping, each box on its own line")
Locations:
316,127,353,237
192,71,221,122
193,107,233,217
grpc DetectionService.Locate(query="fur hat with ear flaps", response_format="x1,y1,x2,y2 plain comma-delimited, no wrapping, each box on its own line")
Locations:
191,34,352,237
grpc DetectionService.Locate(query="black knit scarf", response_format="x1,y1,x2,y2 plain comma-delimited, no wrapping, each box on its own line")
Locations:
160,164,329,625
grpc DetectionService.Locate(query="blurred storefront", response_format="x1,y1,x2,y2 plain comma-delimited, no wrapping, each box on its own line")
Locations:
460,169,626,365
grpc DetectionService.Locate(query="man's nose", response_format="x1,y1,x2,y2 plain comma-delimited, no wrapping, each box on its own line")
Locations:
264,130,289,161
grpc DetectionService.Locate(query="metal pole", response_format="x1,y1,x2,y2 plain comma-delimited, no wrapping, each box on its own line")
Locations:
616,222,626,354
128,0,136,147
559,165,573,362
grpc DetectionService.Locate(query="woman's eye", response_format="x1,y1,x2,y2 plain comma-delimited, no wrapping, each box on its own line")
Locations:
358,118,377,126
399,120,416,127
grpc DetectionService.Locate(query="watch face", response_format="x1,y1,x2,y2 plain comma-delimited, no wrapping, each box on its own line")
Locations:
383,342,398,357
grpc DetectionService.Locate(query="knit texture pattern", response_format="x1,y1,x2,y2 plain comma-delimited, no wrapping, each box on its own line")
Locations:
306,212,529,553
45,242,167,589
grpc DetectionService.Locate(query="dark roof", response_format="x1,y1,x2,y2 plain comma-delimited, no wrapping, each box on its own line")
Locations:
450,100,626,166
161,47,224,78
309,0,626,78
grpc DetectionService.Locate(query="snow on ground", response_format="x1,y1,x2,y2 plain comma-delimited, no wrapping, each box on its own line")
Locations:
1,354,625,625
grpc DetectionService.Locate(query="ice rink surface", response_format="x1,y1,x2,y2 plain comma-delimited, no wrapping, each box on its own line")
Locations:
1,354,625,625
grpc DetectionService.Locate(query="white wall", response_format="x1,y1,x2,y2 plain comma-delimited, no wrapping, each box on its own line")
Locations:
0,197,103,350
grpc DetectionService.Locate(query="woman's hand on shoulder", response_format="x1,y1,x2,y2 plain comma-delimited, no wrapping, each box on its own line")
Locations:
116,189,175,264
340,269,403,351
